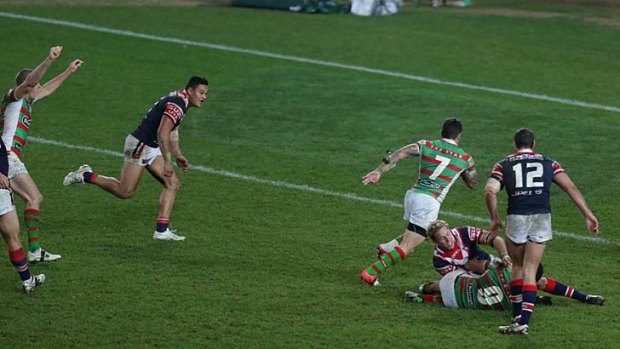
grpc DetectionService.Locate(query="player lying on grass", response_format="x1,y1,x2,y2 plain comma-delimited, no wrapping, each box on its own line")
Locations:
406,263,604,309
410,219,604,309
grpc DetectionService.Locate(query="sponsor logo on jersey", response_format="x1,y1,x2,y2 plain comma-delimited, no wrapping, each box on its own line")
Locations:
417,179,441,189
466,280,474,306
164,103,184,124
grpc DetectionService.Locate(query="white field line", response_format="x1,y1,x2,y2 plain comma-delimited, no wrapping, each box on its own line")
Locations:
32,136,618,247
1,11,620,113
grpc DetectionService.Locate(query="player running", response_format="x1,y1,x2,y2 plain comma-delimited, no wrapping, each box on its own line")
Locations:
360,117,477,286
63,76,209,241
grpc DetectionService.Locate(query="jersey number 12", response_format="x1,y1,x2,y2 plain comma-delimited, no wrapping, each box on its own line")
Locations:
512,162,543,188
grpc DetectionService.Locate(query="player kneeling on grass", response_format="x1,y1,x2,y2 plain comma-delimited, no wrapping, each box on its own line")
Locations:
407,263,604,333
63,76,209,241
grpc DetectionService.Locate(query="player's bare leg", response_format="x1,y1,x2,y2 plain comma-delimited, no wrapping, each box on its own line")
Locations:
147,156,183,241
399,230,426,255
0,210,45,292
500,241,543,335
11,173,61,262
88,162,144,199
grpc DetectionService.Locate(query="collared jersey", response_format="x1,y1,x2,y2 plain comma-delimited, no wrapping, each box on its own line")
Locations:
131,90,190,148
433,226,485,276
0,89,34,158
413,139,475,203
490,150,564,215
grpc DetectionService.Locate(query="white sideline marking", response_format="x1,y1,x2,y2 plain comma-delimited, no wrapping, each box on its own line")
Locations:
1,11,620,113
32,136,618,247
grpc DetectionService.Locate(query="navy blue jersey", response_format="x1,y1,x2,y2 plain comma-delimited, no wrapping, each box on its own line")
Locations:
131,90,189,147
490,150,564,215
433,226,490,276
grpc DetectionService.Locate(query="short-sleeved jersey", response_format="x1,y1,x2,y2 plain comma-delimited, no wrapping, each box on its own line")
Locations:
433,226,486,276
413,139,475,204
0,89,35,158
450,265,512,310
131,90,190,148
490,150,564,215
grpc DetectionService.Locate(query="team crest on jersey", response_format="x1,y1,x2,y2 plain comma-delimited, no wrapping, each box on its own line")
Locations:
22,116,31,128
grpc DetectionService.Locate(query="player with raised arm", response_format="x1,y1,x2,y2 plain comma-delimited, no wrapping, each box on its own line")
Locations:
359,117,477,286
0,46,62,291
484,128,599,335
63,76,209,241
2,48,83,262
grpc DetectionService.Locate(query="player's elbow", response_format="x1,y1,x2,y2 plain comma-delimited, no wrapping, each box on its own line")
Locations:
483,186,498,197
466,178,477,189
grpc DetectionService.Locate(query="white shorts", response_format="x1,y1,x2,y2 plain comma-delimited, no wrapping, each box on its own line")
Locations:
124,134,161,167
7,152,28,179
0,189,15,216
506,213,552,244
439,269,468,308
403,189,441,230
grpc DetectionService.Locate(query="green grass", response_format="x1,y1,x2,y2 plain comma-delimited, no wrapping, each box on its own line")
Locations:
0,2,618,348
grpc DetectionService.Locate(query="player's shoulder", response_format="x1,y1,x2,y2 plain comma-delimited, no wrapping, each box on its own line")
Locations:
1,89,16,104
163,90,189,108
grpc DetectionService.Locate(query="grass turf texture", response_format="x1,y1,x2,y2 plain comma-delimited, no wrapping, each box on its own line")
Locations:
0,2,618,348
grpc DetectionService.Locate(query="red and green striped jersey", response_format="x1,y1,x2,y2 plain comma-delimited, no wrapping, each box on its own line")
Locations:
453,265,512,310
0,89,34,158
413,139,475,203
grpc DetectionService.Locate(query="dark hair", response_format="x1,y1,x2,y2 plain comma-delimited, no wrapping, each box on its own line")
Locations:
15,69,33,86
441,117,462,139
514,128,535,149
535,263,544,282
186,76,209,90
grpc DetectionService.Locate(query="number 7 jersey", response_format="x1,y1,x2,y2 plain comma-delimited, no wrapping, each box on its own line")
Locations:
490,150,565,215
413,139,475,204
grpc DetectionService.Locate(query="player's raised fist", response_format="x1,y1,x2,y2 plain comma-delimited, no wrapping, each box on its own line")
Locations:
68,59,84,72
49,46,63,60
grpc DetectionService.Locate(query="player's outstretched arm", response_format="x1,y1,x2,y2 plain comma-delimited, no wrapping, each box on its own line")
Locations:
13,46,62,100
34,59,83,102
362,143,419,186
554,172,599,236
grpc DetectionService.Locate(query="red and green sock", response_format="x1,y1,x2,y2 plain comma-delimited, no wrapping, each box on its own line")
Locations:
367,246,406,276
24,209,41,252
